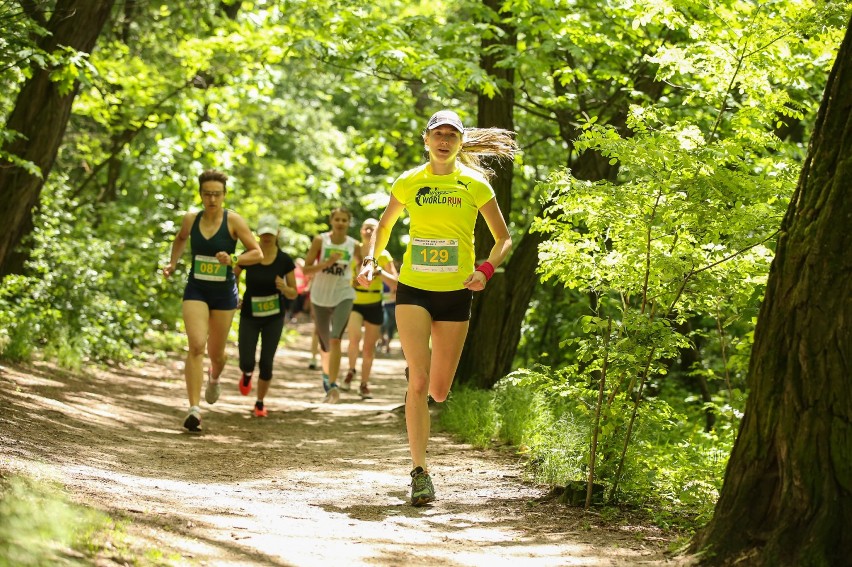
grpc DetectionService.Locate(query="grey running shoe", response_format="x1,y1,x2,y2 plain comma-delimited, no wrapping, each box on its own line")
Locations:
359,383,372,399
324,384,340,404
205,376,221,404
183,406,202,432
410,466,435,506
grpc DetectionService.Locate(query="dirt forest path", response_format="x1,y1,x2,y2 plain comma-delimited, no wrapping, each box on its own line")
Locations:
0,322,682,566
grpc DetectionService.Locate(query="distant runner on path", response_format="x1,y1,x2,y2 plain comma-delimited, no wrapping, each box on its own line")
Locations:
302,207,362,404
163,169,262,432
343,217,398,399
234,214,298,417
357,110,518,506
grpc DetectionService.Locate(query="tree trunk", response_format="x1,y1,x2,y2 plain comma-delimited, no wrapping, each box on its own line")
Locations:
690,16,852,566
0,0,115,275
456,0,519,388
460,228,545,388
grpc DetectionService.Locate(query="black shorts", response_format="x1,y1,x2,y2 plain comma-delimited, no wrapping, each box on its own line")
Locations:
183,279,238,310
351,301,384,326
396,282,472,322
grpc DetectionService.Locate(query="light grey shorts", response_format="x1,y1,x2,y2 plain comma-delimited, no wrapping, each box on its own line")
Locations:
312,299,354,352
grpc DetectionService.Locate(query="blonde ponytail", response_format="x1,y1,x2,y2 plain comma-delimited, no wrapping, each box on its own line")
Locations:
458,128,519,179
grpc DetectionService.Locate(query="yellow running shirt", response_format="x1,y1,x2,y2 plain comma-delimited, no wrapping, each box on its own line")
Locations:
390,163,494,291
353,249,394,305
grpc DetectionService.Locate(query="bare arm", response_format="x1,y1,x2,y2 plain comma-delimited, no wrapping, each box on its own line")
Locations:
302,235,341,274
353,237,363,268
356,196,405,286
379,253,398,277
234,266,243,309
463,197,512,292
275,270,299,300
229,213,263,266
379,269,398,291
378,253,398,290
163,212,195,279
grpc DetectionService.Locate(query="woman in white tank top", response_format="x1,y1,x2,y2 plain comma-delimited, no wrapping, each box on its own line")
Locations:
302,207,362,403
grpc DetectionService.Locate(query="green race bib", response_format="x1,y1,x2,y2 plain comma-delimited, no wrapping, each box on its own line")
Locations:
193,255,227,281
411,238,459,273
251,294,281,317
323,246,351,263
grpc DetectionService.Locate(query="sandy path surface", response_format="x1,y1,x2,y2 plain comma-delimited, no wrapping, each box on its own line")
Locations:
0,323,683,566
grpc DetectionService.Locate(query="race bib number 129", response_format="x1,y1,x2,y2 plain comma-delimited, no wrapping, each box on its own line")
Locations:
411,238,459,273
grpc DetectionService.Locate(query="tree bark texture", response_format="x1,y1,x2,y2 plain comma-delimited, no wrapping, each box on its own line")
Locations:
0,0,115,275
691,16,852,566
456,0,520,388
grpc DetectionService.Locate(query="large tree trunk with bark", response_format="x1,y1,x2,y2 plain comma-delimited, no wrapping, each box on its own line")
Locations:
456,0,520,388
0,0,115,276
690,16,852,566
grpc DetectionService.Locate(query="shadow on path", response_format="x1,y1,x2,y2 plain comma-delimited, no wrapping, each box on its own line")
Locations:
0,324,676,566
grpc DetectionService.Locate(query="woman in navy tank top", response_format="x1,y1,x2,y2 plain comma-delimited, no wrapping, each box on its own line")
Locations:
163,169,262,432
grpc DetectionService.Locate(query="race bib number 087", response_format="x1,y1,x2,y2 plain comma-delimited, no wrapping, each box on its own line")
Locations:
193,255,227,281
411,238,458,273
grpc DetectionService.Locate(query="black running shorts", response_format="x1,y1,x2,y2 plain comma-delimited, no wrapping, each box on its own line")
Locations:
395,282,472,322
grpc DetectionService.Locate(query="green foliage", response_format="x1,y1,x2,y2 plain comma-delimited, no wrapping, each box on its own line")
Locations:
0,1,50,104
0,3,847,543
517,1,848,513
515,282,589,369
0,2,53,176
493,366,733,526
495,369,590,483
5,0,434,363
0,474,113,566
0,183,147,365
0,473,181,566
501,0,848,417
437,386,499,448
437,367,735,527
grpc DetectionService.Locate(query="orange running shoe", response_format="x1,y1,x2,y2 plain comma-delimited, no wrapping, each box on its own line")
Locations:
239,372,253,396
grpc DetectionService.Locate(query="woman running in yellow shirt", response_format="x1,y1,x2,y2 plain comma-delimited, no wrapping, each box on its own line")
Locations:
357,110,518,505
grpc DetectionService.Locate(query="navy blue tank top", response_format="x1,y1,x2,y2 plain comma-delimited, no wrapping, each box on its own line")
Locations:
188,210,237,288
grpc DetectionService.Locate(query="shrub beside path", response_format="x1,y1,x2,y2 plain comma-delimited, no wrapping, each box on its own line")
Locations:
0,323,685,566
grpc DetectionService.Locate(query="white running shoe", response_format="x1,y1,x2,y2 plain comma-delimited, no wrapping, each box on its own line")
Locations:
183,406,202,432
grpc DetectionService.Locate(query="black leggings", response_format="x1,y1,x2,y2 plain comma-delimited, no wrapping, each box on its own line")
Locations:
238,315,285,381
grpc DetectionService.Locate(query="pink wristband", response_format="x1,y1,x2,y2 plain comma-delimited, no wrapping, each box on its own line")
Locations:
475,261,495,281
